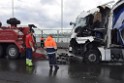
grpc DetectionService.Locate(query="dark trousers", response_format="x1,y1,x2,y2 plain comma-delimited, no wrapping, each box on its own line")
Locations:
26,48,32,59
48,53,57,67
40,40,44,48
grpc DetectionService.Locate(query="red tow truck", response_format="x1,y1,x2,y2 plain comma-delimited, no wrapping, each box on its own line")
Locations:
0,17,37,59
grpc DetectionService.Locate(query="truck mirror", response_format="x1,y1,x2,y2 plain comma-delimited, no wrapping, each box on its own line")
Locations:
28,24,37,28
70,22,75,26
70,22,73,25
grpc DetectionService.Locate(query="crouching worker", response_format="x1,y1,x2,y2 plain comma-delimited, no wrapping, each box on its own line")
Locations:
44,34,59,70
25,30,35,67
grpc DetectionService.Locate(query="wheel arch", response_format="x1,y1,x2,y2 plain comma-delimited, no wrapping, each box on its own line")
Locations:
84,41,102,60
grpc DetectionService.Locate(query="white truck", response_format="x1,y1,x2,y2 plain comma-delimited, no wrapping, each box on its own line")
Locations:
69,0,124,63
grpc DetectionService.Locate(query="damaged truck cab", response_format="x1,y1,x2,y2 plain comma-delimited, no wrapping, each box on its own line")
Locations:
69,1,124,63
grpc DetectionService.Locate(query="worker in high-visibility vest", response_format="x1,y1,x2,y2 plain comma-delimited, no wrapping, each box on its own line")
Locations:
40,36,44,48
44,34,59,70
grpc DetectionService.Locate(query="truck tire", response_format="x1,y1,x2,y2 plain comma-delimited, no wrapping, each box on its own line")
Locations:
6,45,19,59
0,45,3,57
84,50,100,64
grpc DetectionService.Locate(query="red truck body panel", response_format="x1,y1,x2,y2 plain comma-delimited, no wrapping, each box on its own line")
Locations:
0,26,30,54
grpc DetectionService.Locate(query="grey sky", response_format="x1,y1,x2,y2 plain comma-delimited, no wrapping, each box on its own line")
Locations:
0,0,118,29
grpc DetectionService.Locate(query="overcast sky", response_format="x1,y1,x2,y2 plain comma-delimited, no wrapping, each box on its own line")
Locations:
0,0,118,29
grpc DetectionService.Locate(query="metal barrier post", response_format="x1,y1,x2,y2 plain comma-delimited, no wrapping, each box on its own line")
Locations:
57,30,59,43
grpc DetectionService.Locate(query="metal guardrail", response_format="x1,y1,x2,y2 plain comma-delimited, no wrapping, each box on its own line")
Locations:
34,29,72,43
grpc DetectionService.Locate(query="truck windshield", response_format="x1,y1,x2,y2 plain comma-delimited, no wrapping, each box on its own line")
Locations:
74,17,87,35
76,17,87,27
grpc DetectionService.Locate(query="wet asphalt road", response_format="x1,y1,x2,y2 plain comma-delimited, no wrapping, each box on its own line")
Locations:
0,58,124,83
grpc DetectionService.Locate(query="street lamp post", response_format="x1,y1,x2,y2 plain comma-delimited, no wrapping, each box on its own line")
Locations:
12,0,14,17
61,0,63,42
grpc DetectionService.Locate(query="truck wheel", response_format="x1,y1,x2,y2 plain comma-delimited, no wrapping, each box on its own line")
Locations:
6,45,19,59
0,45,3,57
84,50,100,64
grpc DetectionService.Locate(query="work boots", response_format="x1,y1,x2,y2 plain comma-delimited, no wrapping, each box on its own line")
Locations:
49,66,59,72
50,66,53,71
26,59,33,67
26,59,29,66
28,60,33,67
55,66,59,70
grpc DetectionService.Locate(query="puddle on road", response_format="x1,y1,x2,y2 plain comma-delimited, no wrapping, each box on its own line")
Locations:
0,59,124,83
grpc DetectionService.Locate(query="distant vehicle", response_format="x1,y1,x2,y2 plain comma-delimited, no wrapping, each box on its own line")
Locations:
0,18,37,59
69,1,124,63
